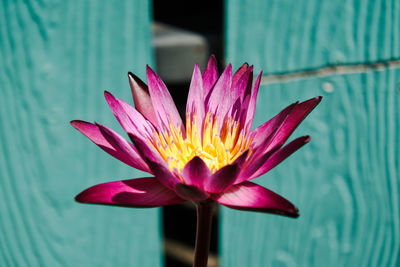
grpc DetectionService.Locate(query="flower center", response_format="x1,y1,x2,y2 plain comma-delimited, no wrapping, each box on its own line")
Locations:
150,113,252,173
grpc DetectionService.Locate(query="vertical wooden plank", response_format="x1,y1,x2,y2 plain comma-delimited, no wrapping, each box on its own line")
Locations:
226,0,400,73
221,70,400,267
223,0,400,266
0,0,161,266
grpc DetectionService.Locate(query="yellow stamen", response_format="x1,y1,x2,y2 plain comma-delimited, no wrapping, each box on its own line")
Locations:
149,113,252,173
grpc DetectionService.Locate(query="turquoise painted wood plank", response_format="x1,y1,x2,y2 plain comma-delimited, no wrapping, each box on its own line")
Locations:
0,1,161,266
220,70,400,266
226,0,400,73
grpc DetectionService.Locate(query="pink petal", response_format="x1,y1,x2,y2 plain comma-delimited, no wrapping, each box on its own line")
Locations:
70,120,150,173
232,150,250,167
204,164,239,193
146,65,184,134
231,63,249,89
212,181,299,217
129,134,181,190
95,123,151,172
235,146,280,184
249,136,311,180
231,65,253,103
181,156,211,189
104,91,155,140
128,134,164,165
243,70,262,133
204,151,248,193
128,72,158,126
174,183,209,202
251,101,297,149
205,64,233,127
186,64,205,132
202,55,219,96
266,96,322,150
229,67,254,124
75,177,184,207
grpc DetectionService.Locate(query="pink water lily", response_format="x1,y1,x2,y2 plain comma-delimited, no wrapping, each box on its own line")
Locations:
72,56,321,266
72,56,321,219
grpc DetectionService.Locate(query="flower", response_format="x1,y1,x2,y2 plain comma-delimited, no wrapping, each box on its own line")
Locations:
72,56,321,218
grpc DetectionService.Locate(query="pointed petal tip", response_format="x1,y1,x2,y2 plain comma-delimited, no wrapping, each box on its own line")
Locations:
127,71,137,82
312,96,323,103
189,155,204,164
128,71,147,87
70,120,90,129
146,64,154,73
284,205,299,218
70,120,79,127
104,90,113,99
274,205,299,218
307,95,323,103
265,204,300,218
75,189,89,203
304,135,311,142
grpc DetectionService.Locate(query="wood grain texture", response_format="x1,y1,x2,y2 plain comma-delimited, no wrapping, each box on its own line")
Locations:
220,70,400,266
0,1,161,266
226,0,400,73
223,1,400,266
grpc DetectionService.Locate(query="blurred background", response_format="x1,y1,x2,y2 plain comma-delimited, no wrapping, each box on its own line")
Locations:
1,0,399,266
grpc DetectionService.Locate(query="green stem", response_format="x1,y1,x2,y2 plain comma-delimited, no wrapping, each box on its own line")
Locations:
193,201,214,267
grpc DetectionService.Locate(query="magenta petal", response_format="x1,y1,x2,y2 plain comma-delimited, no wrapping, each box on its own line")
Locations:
146,65,184,134
181,156,211,188
243,70,262,133
235,146,280,184
231,65,253,103
95,123,151,172
129,134,181,190
267,96,322,150
231,63,249,89
104,91,155,140
212,181,299,217
202,55,219,96
75,177,184,207
249,136,311,180
128,72,158,126
229,67,254,124
251,101,297,148
205,64,233,126
174,183,209,202
70,120,150,173
186,64,205,131
204,164,239,193
147,161,181,191
128,133,164,164
233,150,250,168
